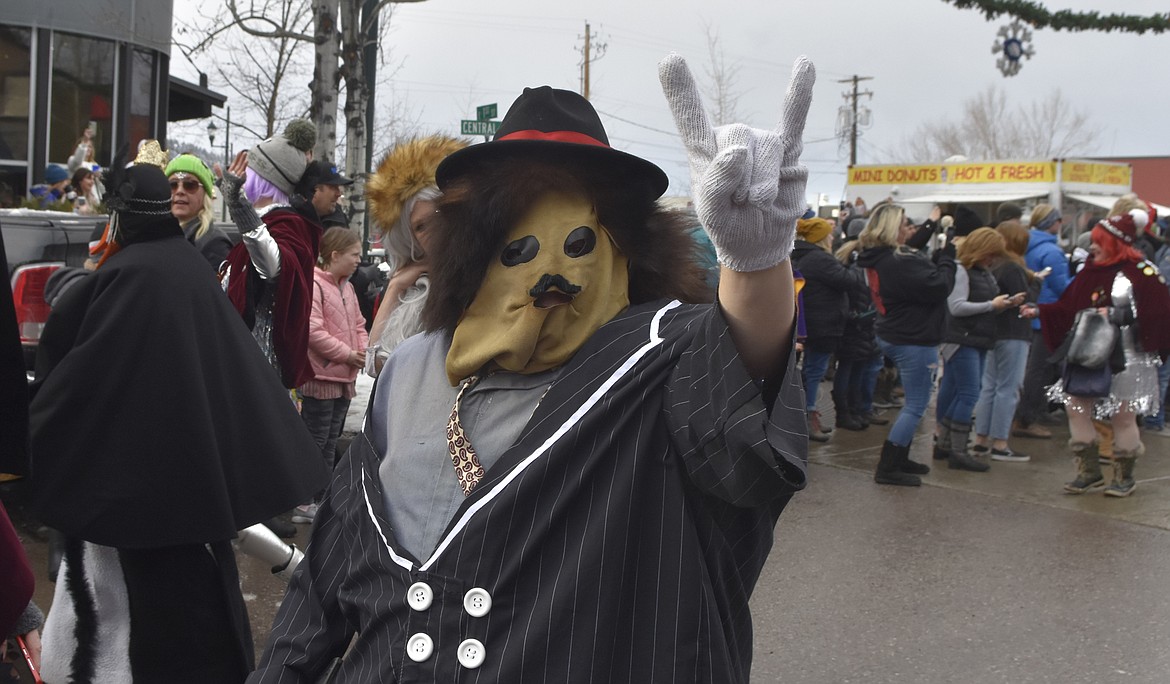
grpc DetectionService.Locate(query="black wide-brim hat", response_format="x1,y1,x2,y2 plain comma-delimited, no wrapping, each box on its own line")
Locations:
436,86,669,201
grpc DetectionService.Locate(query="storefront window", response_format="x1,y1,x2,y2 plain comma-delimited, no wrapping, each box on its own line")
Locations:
128,49,155,154
49,32,115,168
0,25,32,196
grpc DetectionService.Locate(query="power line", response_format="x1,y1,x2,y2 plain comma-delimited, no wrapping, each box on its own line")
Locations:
606,136,686,153
595,109,680,137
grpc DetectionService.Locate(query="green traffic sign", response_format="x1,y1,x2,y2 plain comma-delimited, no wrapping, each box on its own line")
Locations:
476,103,498,121
461,120,501,137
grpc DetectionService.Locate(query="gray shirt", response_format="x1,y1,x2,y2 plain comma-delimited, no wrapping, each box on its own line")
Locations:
371,332,557,560
947,265,996,317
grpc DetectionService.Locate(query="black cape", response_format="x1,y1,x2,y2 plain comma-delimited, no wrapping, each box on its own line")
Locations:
0,232,30,475
28,234,328,549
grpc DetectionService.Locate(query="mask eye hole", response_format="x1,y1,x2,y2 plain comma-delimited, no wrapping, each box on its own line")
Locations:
500,235,540,267
563,226,596,258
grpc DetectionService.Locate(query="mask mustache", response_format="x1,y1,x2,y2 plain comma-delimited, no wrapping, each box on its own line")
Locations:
528,273,582,298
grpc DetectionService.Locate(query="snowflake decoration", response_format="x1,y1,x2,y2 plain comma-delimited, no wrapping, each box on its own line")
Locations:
991,19,1035,77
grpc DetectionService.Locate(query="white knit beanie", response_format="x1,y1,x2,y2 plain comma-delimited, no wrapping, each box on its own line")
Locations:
249,119,317,196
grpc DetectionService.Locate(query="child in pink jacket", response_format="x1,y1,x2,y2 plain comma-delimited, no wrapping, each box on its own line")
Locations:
295,227,368,523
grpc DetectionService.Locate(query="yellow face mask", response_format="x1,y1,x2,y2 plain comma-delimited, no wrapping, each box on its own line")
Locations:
446,189,629,384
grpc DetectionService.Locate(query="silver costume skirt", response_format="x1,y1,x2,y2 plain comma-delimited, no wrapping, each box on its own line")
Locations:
1047,346,1162,420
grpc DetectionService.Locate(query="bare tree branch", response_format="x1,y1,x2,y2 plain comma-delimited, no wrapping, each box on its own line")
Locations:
702,25,742,127
361,0,397,35
177,0,418,234
226,0,316,42
178,0,314,144
896,84,1099,162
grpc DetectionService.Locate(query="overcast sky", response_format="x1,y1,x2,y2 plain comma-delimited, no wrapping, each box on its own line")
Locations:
171,0,1170,205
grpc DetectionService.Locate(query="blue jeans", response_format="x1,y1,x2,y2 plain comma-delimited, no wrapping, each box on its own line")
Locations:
876,338,939,447
802,348,834,412
1145,360,1170,429
936,346,987,426
974,339,1030,440
301,395,352,470
859,354,883,413
832,353,883,415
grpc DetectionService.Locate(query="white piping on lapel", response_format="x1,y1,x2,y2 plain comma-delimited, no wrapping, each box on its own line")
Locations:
361,468,416,571
418,300,682,572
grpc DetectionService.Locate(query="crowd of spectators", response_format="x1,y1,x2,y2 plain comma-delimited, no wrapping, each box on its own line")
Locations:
797,196,1170,494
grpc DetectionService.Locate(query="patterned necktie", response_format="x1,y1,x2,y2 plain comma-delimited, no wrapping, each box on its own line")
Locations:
447,375,486,496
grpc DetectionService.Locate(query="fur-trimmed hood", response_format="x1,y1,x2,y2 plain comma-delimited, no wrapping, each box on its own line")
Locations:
367,136,468,236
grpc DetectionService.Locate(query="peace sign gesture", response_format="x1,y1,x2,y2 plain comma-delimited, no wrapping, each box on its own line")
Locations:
659,53,815,272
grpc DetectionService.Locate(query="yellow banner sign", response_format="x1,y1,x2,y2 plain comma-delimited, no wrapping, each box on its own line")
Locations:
849,161,1057,185
1060,161,1131,186
848,165,941,185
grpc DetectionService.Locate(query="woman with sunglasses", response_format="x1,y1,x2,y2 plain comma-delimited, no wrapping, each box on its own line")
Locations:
164,154,232,271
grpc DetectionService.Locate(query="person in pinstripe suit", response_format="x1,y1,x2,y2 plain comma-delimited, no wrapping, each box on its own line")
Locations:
251,53,815,684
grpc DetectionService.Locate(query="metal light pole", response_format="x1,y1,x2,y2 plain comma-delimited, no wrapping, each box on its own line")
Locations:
207,106,231,220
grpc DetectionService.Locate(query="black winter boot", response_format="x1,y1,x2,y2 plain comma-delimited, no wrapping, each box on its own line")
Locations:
947,421,990,472
874,440,921,486
835,400,867,431
900,443,931,475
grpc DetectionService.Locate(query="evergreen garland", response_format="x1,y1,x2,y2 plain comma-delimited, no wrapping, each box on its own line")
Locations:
943,0,1170,34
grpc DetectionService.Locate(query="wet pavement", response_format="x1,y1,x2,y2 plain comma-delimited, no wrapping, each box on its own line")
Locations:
6,376,1170,682
750,385,1170,683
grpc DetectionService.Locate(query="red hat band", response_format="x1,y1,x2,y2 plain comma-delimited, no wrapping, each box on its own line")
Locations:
496,129,610,148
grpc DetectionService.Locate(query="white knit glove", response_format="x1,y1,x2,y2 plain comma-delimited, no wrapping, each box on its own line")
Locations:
659,53,815,272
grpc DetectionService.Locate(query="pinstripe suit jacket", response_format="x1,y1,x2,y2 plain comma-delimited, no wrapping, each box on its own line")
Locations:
251,300,808,683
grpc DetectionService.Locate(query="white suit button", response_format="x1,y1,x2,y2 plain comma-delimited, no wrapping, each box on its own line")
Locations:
406,633,433,662
463,587,492,617
407,582,433,611
457,638,486,669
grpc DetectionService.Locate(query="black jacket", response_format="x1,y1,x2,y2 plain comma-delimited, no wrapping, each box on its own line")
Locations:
943,265,999,350
838,261,879,361
856,245,956,347
792,240,866,347
252,302,808,684
990,259,1036,342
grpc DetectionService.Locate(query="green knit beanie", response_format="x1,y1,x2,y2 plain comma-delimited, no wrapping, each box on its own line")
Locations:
164,154,215,196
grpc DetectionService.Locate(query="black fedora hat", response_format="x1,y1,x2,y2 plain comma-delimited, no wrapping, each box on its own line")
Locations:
435,86,669,201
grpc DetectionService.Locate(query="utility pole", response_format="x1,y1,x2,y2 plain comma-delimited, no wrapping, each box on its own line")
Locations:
223,105,231,221
578,22,606,100
836,75,873,166
582,23,590,99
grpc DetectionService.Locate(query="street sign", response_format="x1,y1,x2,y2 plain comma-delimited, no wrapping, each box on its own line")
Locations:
461,120,501,137
476,103,498,121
